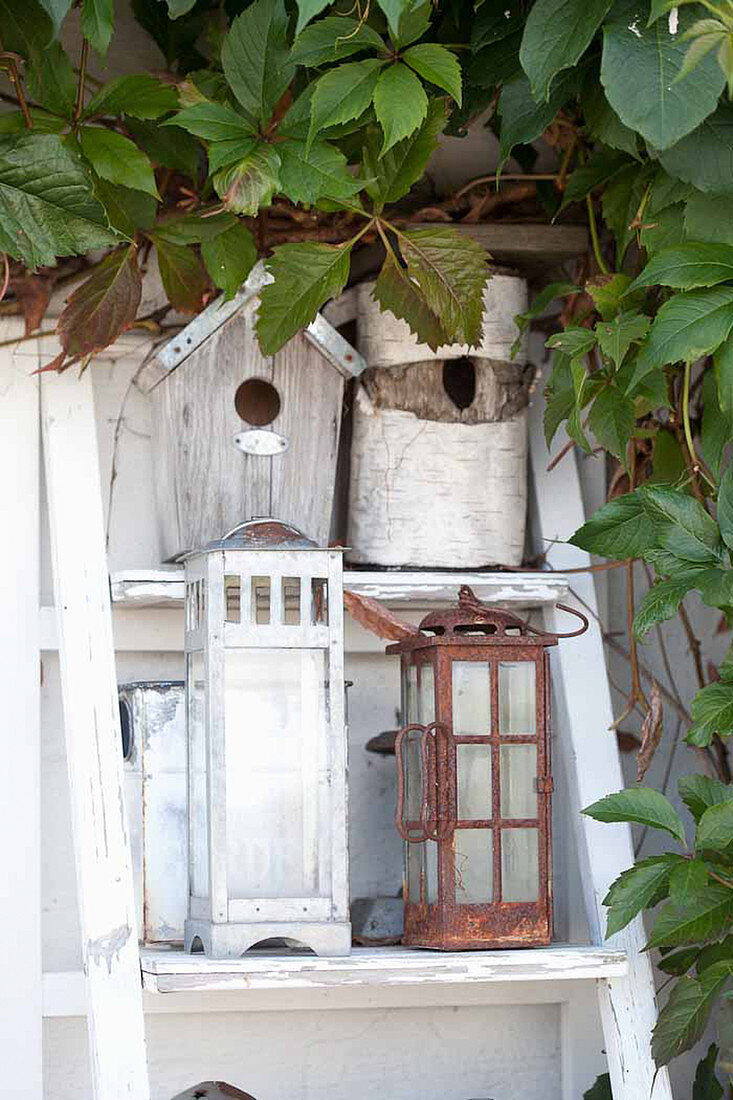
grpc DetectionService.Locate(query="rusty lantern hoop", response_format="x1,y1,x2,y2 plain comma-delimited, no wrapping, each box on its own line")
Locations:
388,586,587,951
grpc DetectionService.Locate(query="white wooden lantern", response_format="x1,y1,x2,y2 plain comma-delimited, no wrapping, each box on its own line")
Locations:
183,518,351,957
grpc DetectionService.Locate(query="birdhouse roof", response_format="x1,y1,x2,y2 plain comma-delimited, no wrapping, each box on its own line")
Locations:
153,261,366,382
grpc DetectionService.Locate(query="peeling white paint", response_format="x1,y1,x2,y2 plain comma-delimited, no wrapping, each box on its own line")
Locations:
668,6,679,34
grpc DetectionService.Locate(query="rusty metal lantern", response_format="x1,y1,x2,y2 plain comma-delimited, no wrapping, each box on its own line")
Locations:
389,586,587,951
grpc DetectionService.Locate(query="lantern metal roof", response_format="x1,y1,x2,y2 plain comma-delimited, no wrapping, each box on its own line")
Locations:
189,518,323,555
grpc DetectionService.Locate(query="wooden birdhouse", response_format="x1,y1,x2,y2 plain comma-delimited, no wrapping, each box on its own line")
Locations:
141,264,365,561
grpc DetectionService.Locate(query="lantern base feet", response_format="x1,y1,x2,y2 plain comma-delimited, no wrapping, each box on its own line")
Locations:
184,919,352,958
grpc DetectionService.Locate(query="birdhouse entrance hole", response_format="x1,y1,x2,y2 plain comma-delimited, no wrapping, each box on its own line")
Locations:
234,378,281,426
442,358,476,410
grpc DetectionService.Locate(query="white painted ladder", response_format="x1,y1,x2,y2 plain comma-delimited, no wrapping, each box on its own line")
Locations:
0,340,670,1100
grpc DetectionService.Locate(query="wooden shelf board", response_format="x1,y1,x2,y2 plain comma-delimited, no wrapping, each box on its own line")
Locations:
139,944,626,995
108,569,569,610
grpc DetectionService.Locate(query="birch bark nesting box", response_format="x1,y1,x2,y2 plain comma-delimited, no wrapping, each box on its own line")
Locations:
348,271,530,569
143,265,365,561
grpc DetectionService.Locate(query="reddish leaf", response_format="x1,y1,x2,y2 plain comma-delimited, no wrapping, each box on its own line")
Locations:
12,273,52,335
637,679,664,781
343,589,420,642
57,246,142,360
153,237,209,313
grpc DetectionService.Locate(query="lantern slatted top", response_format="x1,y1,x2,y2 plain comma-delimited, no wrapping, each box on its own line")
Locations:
387,585,586,951
183,518,350,959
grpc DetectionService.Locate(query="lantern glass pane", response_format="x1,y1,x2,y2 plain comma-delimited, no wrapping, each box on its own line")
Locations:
499,662,536,735
499,744,537,818
187,651,208,898
501,828,539,901
418,663,435,724
405,664,418,723
251,576,270,624
224,575,240,622
224,648,328,899
425,839,438,903
311,578,328,624
456,743,492,820
454,828,493,903
402,727,422,824
406,834,423,902
282,577,301,624
452,660,490,735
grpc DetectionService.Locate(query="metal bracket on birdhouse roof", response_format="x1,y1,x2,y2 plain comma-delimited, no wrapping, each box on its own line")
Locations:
152,260,366,384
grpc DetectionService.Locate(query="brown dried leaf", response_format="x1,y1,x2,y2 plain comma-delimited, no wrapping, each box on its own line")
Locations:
13,273,52,335
57,245,142,360
636,679,663,782
343,589,420,642
616,730,642,753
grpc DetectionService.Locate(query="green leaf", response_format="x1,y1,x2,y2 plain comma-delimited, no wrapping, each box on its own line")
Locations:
652,965,733,1065
57,245,141,358
207,138,258,175
308,59,384,146
467,32,523,89
651,428,686,487
153,239,208,313
365,98,446,207
201,221,257,299
403,44,462,104
587,273,635,319
595,311,651,366
583,1074,612,1100
151,211,239,246
544,353,576,447
221,0,294,127
603,854,679,937
84,75,179,121
373,63,428,156
701,368,728,480
680,774,733,823
639,204,687,255
669,859,709,902
373,253,449,351
661,104,733,195
498,70,577,167
602,161,654,262
27,41,76,116
0,134,117,268
560,148,632,211
583,787,687,845
588,385,636,460
290,16,385,67
693,1044,724,1100
0,110,65,135
82,0,113,56
37,0,70,36
93,177,157,239
376,0,412,36
601,1,725,151
165,103,254,141
80,127,159,199
294,0,329,35
163,0,196,15
570,489,658,559
648,888,733,948
642,286,733,369
391,0,432,48
582,82,639,157
685,192,733,246
688,682,733,746
714,334,733,433
213,144,281,215
630,244,733,293
277,139,364,205
520,0,612,102
256,240,352,355
658,946,702,975
641,484,723,564
717,464,733,553
634,576,695,639
697,801,733,860
647,170,694,215
124,119,203,180
471,1,523,50
546,326,597,358
397,225,489,347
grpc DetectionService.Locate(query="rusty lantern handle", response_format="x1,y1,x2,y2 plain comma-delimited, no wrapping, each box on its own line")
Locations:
395,724,427,842
395,722,453,843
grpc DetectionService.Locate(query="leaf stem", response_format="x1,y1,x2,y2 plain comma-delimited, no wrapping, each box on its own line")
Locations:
73,39,89,126
682,360,717,490
1,54,33,129
586,193,609,275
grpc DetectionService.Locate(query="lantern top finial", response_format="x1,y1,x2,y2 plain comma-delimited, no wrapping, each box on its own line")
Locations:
192,517,321,554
